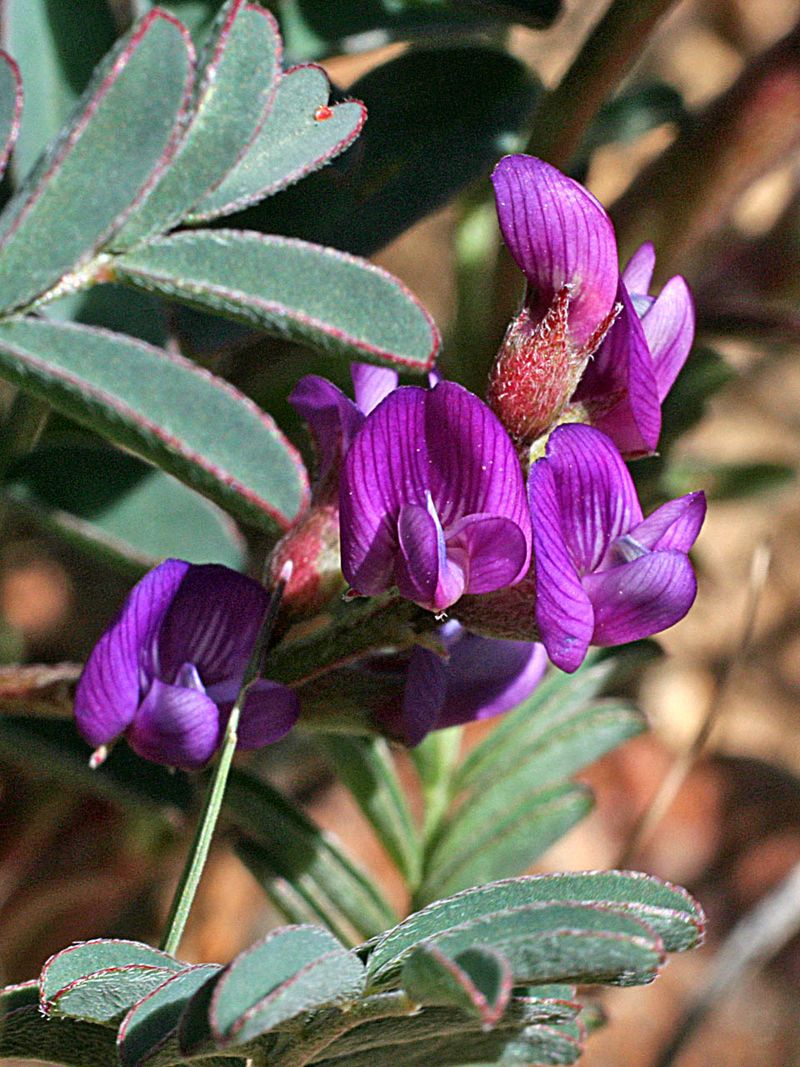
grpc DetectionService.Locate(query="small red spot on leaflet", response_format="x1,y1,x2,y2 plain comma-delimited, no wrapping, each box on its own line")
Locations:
314,105,334,121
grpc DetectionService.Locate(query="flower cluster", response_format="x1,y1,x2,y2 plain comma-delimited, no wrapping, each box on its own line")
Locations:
74,154,704,768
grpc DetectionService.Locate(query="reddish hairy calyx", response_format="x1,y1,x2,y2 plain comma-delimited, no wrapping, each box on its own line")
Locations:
488,286,618,452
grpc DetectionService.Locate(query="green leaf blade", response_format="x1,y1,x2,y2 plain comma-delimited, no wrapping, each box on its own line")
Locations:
0,317,309,535
1,0,117,181
115,0,283,247
0,50,21,181
0,12,194,313
187,64,366,222
115,230,440,369
210,926,365,1047
402,944,513,1027
117,964,221,1067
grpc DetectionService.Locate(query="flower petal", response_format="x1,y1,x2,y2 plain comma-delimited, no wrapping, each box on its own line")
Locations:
575,281,661,455
627,491,706,553
425,381,531,552
351,362,399,415
584,550,697,646
396,501,466,611
543,425,642,573
622,242,656,293
528,457,594,672
74,559,190,748
236,680,300,748
128,677,221,769
438,635,547,728
289,375,364,487
399,644,449,745
447,513,531,593
492,154,618,347
340,386,428,595
156,564,268,687
641,275,695,401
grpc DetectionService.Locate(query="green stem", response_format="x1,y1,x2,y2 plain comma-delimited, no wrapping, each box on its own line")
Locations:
159,566,291,957
525,0,681,169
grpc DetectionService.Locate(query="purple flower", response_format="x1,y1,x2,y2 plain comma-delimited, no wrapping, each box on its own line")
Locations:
75,560,299,769
529,424,705,672
339,380,532,613
389,622,547,745
289,363,400,502
490,155,694,456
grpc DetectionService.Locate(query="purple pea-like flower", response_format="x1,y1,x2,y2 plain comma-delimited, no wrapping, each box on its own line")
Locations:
490,154,694,456
289,362,400,501
75,560,299,770
339,380,532,613
390,622,547,745
529,424,705,672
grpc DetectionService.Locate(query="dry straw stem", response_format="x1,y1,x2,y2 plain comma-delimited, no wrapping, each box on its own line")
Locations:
616,540,771,870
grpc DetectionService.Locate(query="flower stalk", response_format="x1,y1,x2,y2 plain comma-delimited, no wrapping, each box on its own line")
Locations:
159,561,293,957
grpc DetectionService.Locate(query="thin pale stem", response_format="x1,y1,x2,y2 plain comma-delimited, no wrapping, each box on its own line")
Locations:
159,564,292,957
617,542,771,869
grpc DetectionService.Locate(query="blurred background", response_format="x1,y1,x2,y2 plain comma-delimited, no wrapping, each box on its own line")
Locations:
3,1,800,1064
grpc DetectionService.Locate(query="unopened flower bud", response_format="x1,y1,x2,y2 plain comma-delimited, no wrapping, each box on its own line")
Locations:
268,504,344,622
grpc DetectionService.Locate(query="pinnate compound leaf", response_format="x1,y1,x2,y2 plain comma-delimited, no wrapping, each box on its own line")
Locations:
0,12,194,314
0,0,117,181
0,318,309,535
41,940,182,1012
210,926,365,1047
0,50,21,182
117,964,221,1067
419,782,593,902
402,944,512,1027
187,64,366,222
454,655,616,793
227,768,398,942
315,995,578,1062
366,872,705,985
244,47,540,258
312,1018,583,1067
115,230,440,370
10,445,246,572
320,735,422,887
114,0,282,248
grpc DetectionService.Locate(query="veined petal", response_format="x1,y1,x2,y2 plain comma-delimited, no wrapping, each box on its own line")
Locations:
340,386,428,595
156,564,268,687
75,559,190,748
351,362,399,415
626,491,706,553
289,375,364,486
399,644,448,746
447,513,531,593
128,677,221,769
622,242,656,294
528,458,593,672
438,635,547,728
492,154,618,347
543,425,642,573
576,281,661,455
584,550,697,646
236,680,300,748
642,275,695,401
396,501,466,611
424,381,531,551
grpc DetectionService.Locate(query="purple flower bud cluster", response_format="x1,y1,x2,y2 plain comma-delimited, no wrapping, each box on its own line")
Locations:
74,155,705,766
